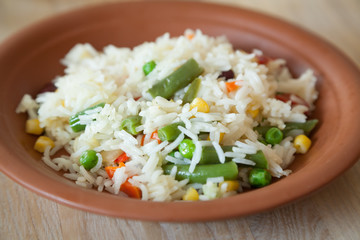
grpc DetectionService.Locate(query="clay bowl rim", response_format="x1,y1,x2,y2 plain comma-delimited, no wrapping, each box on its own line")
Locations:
0,1,360,222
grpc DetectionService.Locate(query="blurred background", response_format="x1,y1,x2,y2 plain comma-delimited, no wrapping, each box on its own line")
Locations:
0,0,359,65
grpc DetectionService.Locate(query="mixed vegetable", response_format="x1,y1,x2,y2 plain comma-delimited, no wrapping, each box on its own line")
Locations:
24,55,318,201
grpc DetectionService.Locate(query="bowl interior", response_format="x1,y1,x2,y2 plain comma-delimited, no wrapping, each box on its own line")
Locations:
0,1,359,221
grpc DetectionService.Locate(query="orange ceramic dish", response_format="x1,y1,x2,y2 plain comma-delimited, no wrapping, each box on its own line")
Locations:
0,1,359,221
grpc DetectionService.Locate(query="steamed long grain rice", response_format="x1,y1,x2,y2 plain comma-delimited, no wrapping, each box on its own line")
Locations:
16,29,318,201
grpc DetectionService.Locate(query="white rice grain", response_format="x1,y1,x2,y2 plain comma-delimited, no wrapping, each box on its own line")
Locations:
189,141,202,173
113,167,128,194
212,141,225,163
63,173,79,180
90,153,103,173
232,158,256,166
162,133,184,155
178,125,198,141
169,166,178,177
79,166,95,184
207,177,224,183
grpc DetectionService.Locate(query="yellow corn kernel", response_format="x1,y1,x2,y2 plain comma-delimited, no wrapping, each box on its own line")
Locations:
190,97,210,113
247,108,259,118
219,132,225,143
294,134,312,154
25,119,44,135
219,180,240,192
34,136,55,153
182,187,199,201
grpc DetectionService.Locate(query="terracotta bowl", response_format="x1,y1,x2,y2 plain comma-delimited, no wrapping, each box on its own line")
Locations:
0,1,359,222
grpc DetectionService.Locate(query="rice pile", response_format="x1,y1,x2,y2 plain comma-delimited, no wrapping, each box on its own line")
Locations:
16,29,318,201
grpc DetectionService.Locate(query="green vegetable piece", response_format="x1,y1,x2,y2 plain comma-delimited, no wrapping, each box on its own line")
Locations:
265,127,283,145
258,138,268,145
119,116,142,135
162,161,238,184
143,60,156,76
147,58,203,99
168,151,176,158
198,146,268,169
182,78,201,104
248,168,272,188
157,122,185,142
254,125,272,137
254,119,319,138
198,146,233,164
246,150,268,169
69,103,105,132
179,139,196,159
283,119,319,136
79,150,99,170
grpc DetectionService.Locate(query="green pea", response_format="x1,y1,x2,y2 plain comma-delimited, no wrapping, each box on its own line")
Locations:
265,127,283,145
248,168,272,187
143,60,156,76
79,150,99,170
254,119,319,138
178,139,196,159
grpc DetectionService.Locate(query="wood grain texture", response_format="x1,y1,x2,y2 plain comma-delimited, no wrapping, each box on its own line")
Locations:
1,0,360,239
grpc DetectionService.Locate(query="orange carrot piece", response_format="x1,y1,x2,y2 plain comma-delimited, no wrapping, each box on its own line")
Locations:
105,162,125,179
186,33,194,40
225,81,241,92
121,180,142,199
114,152,129,163
141,134,146,146
150,130,161,144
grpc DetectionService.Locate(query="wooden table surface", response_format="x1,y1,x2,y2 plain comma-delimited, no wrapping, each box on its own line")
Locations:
1,0,360,239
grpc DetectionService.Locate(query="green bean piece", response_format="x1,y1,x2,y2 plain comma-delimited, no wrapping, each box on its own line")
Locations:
258,138,268,145
168,151,176,158
119,116,142,135
182,78,201,104
265,127,283,145
162,161,238,184
79,150,99,170
69,103,105,132
143,60,156,76
198,146,233,164
254,125,272,137
197,146,268,168
157,122,185,142
248,168,272,188
147,58,203,99
179,139,196,159
254,119,319,138
283,119,318,136
246,150,268,169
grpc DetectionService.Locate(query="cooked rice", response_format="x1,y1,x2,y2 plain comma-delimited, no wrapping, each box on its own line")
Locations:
16,29,318,201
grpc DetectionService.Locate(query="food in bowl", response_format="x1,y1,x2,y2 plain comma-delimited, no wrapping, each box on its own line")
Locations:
16,30,318,201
